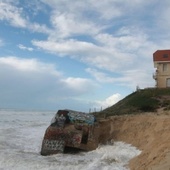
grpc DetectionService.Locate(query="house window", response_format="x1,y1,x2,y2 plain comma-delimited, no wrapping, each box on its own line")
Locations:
163,63,168,71
163,54,168,58
166,78,170,87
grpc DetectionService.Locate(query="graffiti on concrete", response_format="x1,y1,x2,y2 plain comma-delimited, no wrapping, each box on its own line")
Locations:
68,111,95,125
41,109,99,155
45,127,83,146
51,110,95,127
43,139,65,152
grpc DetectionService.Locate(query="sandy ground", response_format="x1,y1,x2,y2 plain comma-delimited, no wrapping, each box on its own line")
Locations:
98,111,170,170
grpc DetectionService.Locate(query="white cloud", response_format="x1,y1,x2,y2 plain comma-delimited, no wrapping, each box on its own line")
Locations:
41,0,150,21
86,68,155,89
93,93,122,110
0,1,51,34
116,70,155,88
86,68,115,83
95,28,148,52
32,38,128,71
18,44,34,51
155,2,170,37
61,77,98,94
31,29,153,73
0,57,98,110
49,12,101,39
0,1,27,27
29,22,52,34
32,39,102,57
30,0,164,91
32,33,156,90
0,57,59,73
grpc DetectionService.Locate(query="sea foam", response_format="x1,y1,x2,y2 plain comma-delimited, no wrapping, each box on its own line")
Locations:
0,110,141,170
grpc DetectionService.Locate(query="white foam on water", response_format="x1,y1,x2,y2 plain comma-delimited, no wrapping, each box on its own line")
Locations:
0,110,141,170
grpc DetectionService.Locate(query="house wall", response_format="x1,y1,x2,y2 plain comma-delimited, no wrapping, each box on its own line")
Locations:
154,61,170,88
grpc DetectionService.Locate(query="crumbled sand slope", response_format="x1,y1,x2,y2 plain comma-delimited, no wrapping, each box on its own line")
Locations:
99,112,170,170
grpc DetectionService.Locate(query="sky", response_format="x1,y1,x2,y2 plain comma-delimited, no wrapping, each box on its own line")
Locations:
0,0,170,112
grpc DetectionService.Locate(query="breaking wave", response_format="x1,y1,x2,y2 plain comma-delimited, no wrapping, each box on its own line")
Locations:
0,110,141,170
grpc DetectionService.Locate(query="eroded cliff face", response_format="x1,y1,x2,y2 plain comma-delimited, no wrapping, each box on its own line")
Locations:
98,112,170,170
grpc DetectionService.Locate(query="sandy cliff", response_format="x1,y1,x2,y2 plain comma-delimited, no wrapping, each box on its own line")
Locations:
98,111,170,170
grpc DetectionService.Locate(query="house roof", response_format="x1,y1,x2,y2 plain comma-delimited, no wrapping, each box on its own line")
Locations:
153,50,170,62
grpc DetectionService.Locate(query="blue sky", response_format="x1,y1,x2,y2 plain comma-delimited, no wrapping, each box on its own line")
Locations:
0,0,169,112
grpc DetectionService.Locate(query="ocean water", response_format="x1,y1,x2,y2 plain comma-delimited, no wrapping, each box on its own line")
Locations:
0,110,141,170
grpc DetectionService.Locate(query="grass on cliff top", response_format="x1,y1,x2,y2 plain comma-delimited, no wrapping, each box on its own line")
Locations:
94,88,170,118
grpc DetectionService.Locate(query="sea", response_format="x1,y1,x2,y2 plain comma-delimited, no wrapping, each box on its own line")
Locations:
0,109,141,170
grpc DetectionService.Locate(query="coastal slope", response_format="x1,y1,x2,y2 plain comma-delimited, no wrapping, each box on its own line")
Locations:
95,88,170,170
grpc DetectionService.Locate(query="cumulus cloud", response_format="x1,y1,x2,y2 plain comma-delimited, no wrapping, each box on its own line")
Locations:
93,93,122,110
61,77,98,94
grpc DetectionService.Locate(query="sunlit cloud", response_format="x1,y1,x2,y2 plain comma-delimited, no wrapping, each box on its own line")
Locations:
61,77,98,94
18,44,34,51
93,93,122,110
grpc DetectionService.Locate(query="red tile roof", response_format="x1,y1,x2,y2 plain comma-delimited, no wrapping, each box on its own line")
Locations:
153,50,170,61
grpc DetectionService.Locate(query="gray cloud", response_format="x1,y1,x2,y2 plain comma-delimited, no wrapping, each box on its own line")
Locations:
0,57,97,110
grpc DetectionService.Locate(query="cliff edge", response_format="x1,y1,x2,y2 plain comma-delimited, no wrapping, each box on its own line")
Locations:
97,111,170,170
95,88,170,170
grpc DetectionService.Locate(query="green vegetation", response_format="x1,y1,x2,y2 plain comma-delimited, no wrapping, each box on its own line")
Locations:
94,88,170,118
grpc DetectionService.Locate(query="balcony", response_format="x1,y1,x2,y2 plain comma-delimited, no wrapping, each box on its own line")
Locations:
153,73,157,80
153,69,158,80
